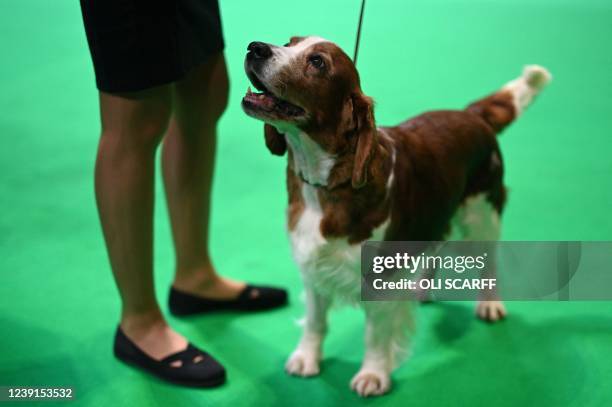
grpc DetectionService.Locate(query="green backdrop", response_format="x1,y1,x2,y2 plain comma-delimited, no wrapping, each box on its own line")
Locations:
1,0,611,406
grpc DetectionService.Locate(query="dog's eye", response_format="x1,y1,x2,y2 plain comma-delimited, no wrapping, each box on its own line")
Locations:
308,55,325,69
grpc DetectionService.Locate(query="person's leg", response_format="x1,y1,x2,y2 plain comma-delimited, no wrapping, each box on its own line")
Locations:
96,86,187,359
162,53,246,299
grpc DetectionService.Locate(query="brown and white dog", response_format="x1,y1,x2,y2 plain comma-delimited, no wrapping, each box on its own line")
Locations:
241,36,550,397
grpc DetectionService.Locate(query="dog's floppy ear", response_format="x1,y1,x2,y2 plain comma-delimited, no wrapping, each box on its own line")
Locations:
264,124,287,156
351,93,376,189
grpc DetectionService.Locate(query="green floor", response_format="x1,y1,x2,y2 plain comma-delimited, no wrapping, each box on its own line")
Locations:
1,0,612,405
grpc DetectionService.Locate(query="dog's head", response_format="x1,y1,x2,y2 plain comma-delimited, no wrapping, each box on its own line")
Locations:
242,36,376,188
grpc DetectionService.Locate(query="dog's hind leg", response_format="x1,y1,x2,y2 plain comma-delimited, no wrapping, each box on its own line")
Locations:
285,287,330,377
455,193,507,322
351,302,413,397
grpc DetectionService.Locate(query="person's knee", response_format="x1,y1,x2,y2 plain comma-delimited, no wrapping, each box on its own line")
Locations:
175,55,230,124
203,64,229,122
131,110,172,148
101,90,173,150
110,112,170,152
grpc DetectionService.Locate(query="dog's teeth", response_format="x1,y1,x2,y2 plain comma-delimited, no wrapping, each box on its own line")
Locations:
247,86,252,95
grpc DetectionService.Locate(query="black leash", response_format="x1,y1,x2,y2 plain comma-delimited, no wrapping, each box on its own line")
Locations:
353,0,366,64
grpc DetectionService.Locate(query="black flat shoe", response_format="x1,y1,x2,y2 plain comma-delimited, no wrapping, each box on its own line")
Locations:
169,284,288,316
113,327,226,387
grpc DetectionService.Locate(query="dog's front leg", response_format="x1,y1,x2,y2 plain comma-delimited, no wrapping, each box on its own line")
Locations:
285,286,330,377
351,303,412,397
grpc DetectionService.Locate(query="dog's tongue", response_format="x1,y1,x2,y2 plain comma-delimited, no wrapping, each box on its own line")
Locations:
244,86,276,109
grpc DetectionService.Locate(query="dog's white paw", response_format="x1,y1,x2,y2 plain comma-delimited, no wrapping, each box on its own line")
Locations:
285,349,320,377
476,300,507,322
350,368,391,397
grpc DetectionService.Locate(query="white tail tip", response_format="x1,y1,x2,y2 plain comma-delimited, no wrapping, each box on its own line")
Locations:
503,65,552,115
523,65,552,91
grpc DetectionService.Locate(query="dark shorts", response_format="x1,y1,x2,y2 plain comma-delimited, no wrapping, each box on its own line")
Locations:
80,0,224,93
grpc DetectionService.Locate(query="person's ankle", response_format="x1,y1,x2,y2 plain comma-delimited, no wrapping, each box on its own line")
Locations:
119,308,189,360
173,263,220,292
120,308,167,338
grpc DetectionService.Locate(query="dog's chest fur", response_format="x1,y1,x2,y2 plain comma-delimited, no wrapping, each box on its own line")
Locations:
282,128,392,302
289,182,388,302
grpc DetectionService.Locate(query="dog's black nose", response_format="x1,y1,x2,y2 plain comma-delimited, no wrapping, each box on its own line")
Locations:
247,41,272,60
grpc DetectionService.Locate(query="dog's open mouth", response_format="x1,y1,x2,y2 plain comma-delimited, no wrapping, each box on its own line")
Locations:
242,73,305,119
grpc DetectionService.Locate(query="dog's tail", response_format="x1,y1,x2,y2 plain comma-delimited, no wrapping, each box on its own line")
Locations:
466,65,552,134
